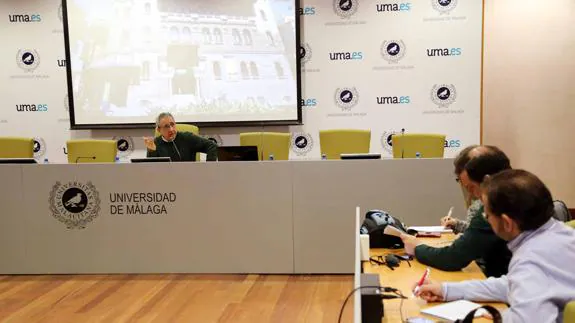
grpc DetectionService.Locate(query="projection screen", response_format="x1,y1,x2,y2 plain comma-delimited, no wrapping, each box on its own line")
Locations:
63,0,301,129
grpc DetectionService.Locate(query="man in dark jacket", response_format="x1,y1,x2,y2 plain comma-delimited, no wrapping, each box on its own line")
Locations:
144,112,217,162
401,146,513,277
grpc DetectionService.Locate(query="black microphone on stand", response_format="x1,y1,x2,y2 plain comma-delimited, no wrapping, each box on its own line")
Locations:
400,128,405,159
171,141,182,161
75,156,96,163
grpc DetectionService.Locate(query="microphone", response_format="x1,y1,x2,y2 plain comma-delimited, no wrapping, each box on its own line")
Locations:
400,128,405,159
75,156,95,163
171,141,182,161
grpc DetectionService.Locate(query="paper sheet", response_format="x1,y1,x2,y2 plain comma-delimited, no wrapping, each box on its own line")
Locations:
383,225,404,237
420,300,487,321
407,226,452,233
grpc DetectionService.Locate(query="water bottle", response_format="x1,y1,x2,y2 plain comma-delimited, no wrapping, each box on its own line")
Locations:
43,158,49,164
321,154,327,160
268,154,274,161
415,152,421,159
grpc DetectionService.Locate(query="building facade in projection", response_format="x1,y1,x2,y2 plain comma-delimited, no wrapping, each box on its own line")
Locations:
70,0,296,117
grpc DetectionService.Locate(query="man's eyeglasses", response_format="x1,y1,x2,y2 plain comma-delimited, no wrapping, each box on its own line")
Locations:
158,122,176,131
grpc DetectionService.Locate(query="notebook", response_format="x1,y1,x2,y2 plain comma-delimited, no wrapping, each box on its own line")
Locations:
421,300,487,322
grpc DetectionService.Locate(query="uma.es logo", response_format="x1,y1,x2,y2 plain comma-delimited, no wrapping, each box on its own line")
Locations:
381,40,406,64
427,47,461,57
334,0,358,19
49,181,101,229
17,49,40,72
299,6,316,15
376,2,411,12
300,98,317,107
8,13,41,23
430,84,457,108
15,104,48,112
432,0,457,14
376,96,410,105
444,139,461,148
329,51,363,61
334,87,359,111
291,133,314,156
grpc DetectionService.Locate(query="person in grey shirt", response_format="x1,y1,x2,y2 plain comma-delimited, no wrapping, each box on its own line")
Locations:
415,169,575,323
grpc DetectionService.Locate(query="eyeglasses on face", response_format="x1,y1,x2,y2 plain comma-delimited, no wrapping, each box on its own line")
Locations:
159,122,176,131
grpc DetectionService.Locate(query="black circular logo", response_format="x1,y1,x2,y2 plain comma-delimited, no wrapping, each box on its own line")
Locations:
295,135,308,149
386,42,400,56
33,140,41,153
62,188,88,213
386,134,394,146
438,0,452,6
339,0,353,11
299,46,306,59
117,139,130,152
340,90,354,103
437,87,451,100
21,52,35,66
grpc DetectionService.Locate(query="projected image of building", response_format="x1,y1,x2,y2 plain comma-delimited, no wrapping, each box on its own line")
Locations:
70,0,297,119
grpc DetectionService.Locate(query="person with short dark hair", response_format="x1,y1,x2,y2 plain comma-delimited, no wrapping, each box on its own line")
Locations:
402,145,513,278
441,144,480,233
143,112,217,161
414,169,575,323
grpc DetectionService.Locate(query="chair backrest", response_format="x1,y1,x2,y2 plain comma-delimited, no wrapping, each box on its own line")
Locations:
552,200,572,222
239,132,291,160
392,133,446,158
0,137,34,158
565,301,575,323
154,123,199,137
319,129,371,160
66,140,118,163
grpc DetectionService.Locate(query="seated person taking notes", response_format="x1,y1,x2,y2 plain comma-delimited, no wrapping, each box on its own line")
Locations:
144,112,218,162
401,146,512,277
414,169,575,323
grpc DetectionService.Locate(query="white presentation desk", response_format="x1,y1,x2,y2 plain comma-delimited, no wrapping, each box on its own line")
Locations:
0,159,464,274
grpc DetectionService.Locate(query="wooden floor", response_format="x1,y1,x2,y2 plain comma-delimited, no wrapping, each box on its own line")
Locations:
0,274,353,323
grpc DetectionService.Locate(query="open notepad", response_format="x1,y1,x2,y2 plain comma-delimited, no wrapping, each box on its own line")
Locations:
421,300,488,322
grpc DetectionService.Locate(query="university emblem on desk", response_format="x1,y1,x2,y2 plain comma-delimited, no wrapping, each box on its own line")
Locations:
113,136,134,158
17,49,40,72
334,0,358,19
432,0,458,14
430,84,457,108
49,181,101,229
291,133,313,156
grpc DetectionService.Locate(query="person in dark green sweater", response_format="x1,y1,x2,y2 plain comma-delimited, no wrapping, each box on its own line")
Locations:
144,112,218,162
401,146,513,278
